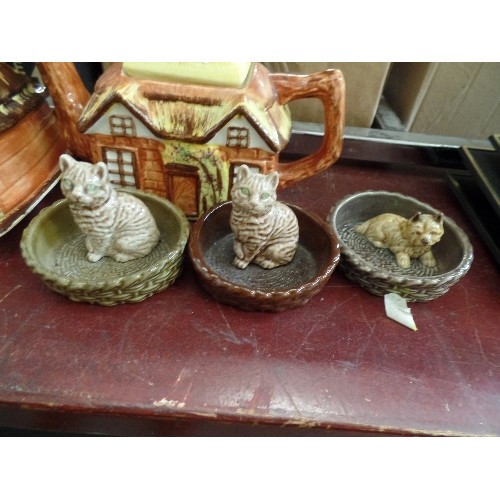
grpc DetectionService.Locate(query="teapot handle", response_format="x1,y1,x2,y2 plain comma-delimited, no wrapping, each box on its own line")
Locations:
270,69,345,189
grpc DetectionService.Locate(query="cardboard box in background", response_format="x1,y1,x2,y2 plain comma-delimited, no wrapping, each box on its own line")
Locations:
384,62,500,139
263,62,391,128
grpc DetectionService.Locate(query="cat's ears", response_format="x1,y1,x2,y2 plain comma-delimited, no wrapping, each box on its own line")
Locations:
59,154,109,181
59,153,75,173
267,171,279,190
236,164,279,189
410,212,444,223
236,164,251,182
95,162,109,181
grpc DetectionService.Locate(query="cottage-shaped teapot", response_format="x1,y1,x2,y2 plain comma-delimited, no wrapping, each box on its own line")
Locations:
38,62,345,219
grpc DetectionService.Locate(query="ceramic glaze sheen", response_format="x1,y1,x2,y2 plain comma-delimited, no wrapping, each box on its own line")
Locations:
59,154,160,263
355,212,444,269
2,136,499,436
230,165,299,270
37,62,345,220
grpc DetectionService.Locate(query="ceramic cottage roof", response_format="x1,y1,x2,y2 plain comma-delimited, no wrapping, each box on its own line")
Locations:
77,63,292,152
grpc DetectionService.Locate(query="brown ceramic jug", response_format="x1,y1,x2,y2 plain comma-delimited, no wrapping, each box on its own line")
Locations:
38,62,345,219
0,63,66,236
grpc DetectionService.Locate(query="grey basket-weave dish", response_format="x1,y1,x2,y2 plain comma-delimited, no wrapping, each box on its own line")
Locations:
20,189,190,305
328,191,474,302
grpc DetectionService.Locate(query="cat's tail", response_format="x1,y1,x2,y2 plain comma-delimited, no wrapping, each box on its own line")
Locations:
355,220,370,234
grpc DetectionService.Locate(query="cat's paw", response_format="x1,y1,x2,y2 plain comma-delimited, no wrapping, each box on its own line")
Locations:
420,252,437,267
233,257,249,269
395,253,411,269
87,252,103,263
233,240,245,260
254,257,279,269
114,252,135,263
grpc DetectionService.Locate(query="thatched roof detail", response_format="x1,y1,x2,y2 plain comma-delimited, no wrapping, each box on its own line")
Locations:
77,63,291,152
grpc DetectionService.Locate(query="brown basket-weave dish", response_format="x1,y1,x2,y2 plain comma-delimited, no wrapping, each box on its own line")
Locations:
20,189,190,305
189,201,340,312
328,191,474,302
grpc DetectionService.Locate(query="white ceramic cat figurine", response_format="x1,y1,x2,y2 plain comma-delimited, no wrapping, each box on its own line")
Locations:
59,154,160,263
230,165,299,269
355,212,444,269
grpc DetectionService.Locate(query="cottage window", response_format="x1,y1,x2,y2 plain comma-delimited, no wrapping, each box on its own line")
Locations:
102,148,137,188
227,127,249,148
109,115,136,137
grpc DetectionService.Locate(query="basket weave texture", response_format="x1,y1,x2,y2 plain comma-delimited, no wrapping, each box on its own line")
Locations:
20,190,190,306
328,190,474,302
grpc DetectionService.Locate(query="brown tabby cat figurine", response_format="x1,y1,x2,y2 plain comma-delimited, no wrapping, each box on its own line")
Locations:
230,165,299,270
59,154,160,263
355,212,444,269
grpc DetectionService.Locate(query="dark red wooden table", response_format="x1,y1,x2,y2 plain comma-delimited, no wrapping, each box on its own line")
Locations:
1,131,499,436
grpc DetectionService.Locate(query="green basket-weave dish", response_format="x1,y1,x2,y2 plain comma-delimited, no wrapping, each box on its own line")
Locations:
20,189,190,305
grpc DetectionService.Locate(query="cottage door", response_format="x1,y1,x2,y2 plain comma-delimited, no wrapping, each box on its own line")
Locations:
165,163,200,218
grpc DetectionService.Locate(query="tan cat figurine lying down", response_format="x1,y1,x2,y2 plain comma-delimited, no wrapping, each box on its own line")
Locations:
355,212,444,269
